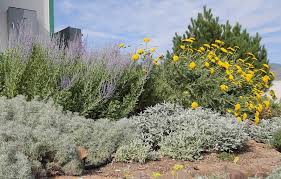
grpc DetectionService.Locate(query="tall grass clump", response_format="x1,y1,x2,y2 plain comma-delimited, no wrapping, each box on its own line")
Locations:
0,32,153,119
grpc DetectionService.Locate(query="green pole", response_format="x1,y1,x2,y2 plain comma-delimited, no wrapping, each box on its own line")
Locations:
49,0,54,33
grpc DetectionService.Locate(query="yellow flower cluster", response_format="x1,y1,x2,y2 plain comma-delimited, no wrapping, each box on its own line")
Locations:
172,38,276,123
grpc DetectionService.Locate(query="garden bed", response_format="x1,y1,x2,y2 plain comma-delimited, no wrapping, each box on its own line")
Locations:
52,140,281,179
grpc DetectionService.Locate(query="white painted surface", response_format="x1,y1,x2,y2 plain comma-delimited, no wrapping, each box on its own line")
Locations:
0,0,50,51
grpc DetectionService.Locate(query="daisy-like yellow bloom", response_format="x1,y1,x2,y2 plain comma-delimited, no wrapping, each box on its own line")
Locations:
222,62,230,69
180,45,185,50
227,47,235,52
137,49,144,55
244,73,254,83
204,62,210,68
210,68,215,75
215,39,224,45
220,47,228,53
235,103,241,112
211,43,219,48
189,62,197,70
256,104,263,113
242,113,248,120
263,100,270,109
150,47,156,52
262,75,270,84
143,37,150,43
227,109,232,113
255,111,260,125
173,55,179,63
152,172,161,178
203,44,211,48
228,75,234,81
118,43,125,48
263,64,270,69
132,54,140,61
237,117,242,123
220,84,229,92
199,47,205,52
191,102,199,109
182,38,194,43
173,164,184,171
153,60,159,66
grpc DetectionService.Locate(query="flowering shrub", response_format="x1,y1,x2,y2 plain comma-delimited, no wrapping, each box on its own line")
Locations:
152,38,277,123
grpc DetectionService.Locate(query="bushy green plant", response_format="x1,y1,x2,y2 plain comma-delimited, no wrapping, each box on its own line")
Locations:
0,96,133,178
0,41,149,119
271,128,281,152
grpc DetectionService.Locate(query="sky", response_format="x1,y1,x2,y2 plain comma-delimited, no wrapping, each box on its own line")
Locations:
55,0,281,64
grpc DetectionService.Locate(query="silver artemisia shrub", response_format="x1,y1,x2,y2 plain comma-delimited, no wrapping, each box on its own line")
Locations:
116,102,249,161
0,96,133,178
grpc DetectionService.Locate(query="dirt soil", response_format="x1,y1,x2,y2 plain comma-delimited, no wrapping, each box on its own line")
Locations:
51,140,281,179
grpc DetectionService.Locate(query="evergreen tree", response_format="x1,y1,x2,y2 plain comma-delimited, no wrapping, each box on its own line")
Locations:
168,6,268,67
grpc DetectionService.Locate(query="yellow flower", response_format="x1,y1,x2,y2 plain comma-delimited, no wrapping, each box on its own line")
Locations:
189,62,197,70
189,37,195,41
150,47,157,52
227,47,235,52
235,103,241,112
118,43,125,48
211,43,219,48
182,38,194,43
153,60,159,66
262,75,270,84
263,100,270,109
137,49,144,55
180,45,185,50
242,113,248,120
222,62,230,69
173,164,184,171
210,68,215,75
244,73,254,83
256,104,263,113
143,37,150,43
228,75,234,81
263,64,270,69
199,47,205,52
203,44,211,48
220,47,228,53
152,172,161,178
220,84,229,92
173,55,179,63
191,102,199,109
215,39,224,45
132,54,140,61
237,117,242,123
246,52,255,57
204,62,210,68
255,111,260,125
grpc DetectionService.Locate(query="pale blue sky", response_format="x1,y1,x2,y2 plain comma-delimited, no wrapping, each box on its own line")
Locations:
55,0,281,64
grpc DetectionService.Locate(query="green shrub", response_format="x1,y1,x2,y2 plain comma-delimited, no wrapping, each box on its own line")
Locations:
272,128,281,152
0,42,149,119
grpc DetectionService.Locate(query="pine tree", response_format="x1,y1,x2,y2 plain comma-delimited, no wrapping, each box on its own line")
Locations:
167,6,268,67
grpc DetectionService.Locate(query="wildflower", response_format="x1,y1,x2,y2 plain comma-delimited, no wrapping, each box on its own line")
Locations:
220,84,229,92
173,164,184,171
152,172,161,178
182,38,194,43
118,43,125,48
211,43,219,48
203,44,211,48
137,49,144,55
189,37,195,41
143,37,150,43
234,103,241,112
222,62,230,69
189,62,197,70
150,47,156,52
180,45,185,49
204,62,210,68
215,39,224,45
153,60,159,66
191,102,199,109
173,55,179,63
228,75,234,81
220,47,228,53
245,73,254,83
132,54,140,61
210,68,215,75
227,47,235,52
227,109,232,113
242,113,248,120
262,75,270,84
263,64,270,69
233,156,240,164
255,111,260,125
237,117,242,123
199,47,205,52
263,100,270,109
256,104,263,113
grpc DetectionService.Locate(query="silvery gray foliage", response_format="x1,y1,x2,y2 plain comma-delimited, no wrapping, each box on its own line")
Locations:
243,117,281,143
0,96,133,178
125,103,249,161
